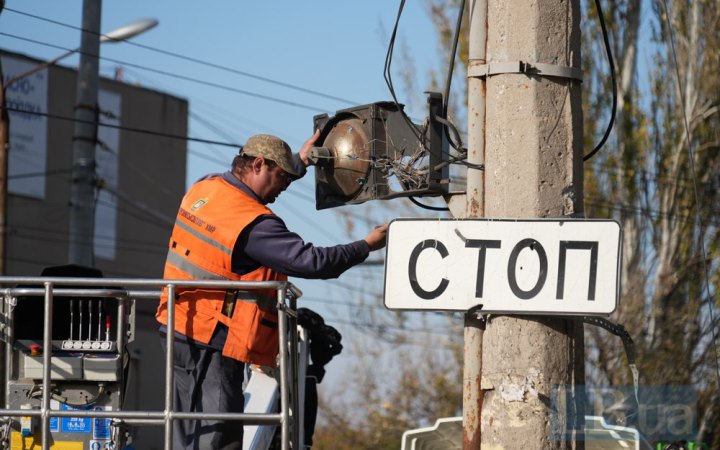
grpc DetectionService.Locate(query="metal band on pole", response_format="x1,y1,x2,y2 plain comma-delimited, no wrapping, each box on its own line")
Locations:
468,60,583,81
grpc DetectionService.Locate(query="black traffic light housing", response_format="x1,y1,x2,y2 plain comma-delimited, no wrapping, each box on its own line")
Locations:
310,92,449,210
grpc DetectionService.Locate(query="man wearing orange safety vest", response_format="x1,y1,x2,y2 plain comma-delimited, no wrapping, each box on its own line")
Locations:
156,131,388,449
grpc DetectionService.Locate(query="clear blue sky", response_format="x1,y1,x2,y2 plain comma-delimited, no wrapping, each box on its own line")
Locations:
0,1,452,379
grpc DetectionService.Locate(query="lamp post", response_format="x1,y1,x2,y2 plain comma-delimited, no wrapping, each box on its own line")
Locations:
0,14,158,272
69,2,158,266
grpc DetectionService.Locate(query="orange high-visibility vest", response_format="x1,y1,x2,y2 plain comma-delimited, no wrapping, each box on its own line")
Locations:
156,176,286,366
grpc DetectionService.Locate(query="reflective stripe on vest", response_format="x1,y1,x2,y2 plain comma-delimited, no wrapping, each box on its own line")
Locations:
175,219,232,256
166,249,227,280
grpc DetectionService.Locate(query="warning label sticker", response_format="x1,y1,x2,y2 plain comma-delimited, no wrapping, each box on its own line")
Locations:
93,406,112,440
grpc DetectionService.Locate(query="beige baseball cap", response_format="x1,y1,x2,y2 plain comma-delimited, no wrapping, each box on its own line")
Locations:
241,134,300,177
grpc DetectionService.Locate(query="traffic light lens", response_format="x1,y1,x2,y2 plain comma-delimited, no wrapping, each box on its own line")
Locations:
323,118,372,198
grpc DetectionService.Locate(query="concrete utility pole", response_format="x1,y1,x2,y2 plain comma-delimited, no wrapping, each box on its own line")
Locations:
464,0,585,448
68,0,102,266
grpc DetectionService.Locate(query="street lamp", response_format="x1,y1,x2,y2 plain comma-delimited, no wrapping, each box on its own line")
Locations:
100,18,158,43
69,9,159,267
0,16,159,273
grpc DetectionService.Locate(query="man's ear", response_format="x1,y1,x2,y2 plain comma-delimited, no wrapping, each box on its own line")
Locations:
251,156,265,173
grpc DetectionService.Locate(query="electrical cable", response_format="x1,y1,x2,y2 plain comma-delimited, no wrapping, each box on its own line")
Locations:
585,198,720,227
300,296,398,317
118,64,299,143
2,105,240,148
326,317,459,340
95,198,169,230
1,168,74,181
188,147,233,168
284,190,370,223
583,0,617,162
28,383,105,407
408,196,449,212
189,112,243,163
6,254,154,278
441,0,466,152
434,115,464,153
18,223,168,249
19,229,161,251
0,32,327,112
383,0,426,146
586,160,714,189
435,154,483,171
279,202,348,244
12,232,163,257
189,112,240,150
658,0,720,397
383,0,470,207
3,7,359,106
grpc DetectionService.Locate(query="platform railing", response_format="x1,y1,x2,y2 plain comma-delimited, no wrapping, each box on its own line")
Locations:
0,277,302,450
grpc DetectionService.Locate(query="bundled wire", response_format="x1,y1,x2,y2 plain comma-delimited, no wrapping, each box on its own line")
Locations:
441,0,467,153
385,1,455,211
383,0,426,146
583,0,617,161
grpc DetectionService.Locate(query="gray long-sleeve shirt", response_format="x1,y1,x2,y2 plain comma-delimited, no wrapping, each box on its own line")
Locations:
220,171,370,278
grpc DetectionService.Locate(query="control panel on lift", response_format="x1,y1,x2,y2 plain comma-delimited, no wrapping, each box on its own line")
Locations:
1,265,134,449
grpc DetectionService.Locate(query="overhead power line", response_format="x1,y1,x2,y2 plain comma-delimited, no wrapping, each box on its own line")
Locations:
4,7,359,106
0,32,327,112
2,105,240,148
586,160,716,189
585,198,720,227
1,168,74,181
115,64,304,143
19,223,167,249
7,255,156,278
11,232,163,257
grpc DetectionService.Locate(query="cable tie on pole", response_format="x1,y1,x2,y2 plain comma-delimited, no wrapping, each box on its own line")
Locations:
468,60,583,82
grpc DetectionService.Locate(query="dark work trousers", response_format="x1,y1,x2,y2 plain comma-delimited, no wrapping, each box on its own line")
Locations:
161,338,246,450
